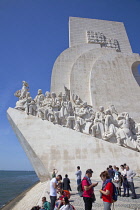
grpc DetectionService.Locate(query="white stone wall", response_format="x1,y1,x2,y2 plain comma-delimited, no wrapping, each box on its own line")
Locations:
51,44,140,122
7,108,140,182
51,44,99,95
51,17,140,122
69,17,132,53
90,50,140,122
70,48,102,105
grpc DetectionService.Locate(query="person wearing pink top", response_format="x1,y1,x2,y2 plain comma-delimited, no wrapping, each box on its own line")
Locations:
82,169,98,210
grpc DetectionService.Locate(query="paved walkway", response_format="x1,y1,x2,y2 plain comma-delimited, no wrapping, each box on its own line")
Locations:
69,178,140,210
2,177,140,210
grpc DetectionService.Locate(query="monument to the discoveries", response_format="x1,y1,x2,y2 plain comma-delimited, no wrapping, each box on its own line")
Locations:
7,17,140,182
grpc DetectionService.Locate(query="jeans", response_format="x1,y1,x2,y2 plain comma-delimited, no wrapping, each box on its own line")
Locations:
103,202,112,210
77,179,81,185
50,196,57,210
83,197,92,210
123,179,129,195
128,182,136,198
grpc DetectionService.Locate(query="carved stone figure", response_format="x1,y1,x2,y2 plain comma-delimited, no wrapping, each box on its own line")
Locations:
57,92,63,105
50,92,60,112
34,89,45,109
15,96,26,110
84,108,95,134
116,113,137,149
37,91,52,120
41,92,52,107
74,102,89,132
91,111,104,138
28,100,37,116
109,104,118,117
14,81,29,99
25,92,32,115
74,116,82,132
66,116,75,129
98,106,105,122
13,82,140,152
135,123,140,151
59,94,73,125
64,86,70,101
102,109,118,142
44,102,55,122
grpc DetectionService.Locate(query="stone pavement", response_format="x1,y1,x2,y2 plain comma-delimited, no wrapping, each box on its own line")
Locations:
69,178,140,210
3,177,140,210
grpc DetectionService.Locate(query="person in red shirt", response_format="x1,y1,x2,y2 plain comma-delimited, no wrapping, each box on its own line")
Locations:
55,188,71,209
82,169,98,210
99,171,113,210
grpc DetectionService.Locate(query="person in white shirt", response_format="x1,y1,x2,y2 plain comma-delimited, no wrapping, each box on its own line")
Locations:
126,165,137,199
120,164,129,197
60,197,74,210
75,166,82,186
50,174,62,210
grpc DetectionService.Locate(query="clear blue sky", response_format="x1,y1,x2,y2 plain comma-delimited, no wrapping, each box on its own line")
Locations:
0,0,140,171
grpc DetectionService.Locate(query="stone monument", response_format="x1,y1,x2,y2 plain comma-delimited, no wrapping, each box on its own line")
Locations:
7,17,140,182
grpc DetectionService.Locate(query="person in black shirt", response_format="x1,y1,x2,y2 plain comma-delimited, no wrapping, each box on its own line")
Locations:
63,174,72,191
108,165,115,179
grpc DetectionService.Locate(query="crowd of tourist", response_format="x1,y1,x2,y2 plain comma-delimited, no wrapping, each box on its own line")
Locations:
31,163,137,210
79,163,137,210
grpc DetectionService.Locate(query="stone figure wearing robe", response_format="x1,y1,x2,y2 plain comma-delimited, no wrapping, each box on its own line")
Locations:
37,91,52,119
74,102,89,132
28,100,37,116
25,92,32,115
15,92,31,111
34,89,45,109
20,81,29,99
116,113,137,149
50,92,60,112
91,106,105,138
135,123,140,151
85,108,95,134
91,112,104,138
14,81,29,99
59,94,73,125
15,96,27,111
103,109,118,142
44,102,55,122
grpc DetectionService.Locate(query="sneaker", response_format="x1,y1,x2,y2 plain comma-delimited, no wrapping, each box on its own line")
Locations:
126,194,129,197
131,196,137,199
122,194,126,197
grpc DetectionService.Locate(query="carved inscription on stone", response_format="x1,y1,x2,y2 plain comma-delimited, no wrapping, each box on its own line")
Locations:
87,31,121,52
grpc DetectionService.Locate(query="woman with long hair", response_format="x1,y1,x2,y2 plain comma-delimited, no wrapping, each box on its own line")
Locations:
99,171,113,210
60,197,74,210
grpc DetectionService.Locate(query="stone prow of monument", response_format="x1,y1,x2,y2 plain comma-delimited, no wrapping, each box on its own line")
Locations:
7,107,140,181
7,17,140,182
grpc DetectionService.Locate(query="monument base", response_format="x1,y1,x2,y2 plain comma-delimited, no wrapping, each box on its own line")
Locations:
7,108,140,181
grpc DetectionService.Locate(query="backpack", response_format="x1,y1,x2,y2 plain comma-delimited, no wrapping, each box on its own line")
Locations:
102,180,118,203
77,178,87,191
112,182,118,202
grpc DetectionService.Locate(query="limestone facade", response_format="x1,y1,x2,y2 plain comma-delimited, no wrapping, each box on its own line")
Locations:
51,17,140,122
7,108,140,181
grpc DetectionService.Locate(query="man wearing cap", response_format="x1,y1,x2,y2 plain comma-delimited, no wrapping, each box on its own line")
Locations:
82,169,98,210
